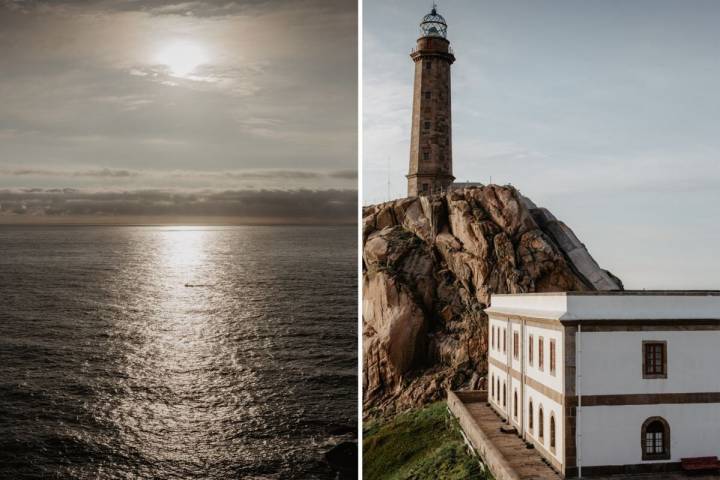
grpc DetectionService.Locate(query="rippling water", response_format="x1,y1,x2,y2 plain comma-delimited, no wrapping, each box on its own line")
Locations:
0,225,357,479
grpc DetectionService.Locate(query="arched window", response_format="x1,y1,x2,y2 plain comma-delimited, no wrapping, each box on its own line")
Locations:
550,414,556,451
513,390,518,419
490,374,494,398
496,378,500,401
502,383,506,407
642,417,670,460
528,399,534,433
538,406,544,441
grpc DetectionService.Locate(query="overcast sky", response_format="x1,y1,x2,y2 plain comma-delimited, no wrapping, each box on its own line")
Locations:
0,0,356,223
363,0,720,289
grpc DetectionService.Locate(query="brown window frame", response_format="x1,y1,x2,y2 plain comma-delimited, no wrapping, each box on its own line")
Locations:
549,339,557,376
502,328,506,353
550,414,556,452
538,336,544,371
528,334,534,366
538,406,544,441
513,331,519,360
641,416,671,460
528,399,534,433
642,341,667,379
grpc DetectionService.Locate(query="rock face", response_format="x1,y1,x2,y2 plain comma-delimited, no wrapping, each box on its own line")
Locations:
362,185,622,414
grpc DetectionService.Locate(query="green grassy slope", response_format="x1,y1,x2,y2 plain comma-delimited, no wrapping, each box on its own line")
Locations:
363,402,491,480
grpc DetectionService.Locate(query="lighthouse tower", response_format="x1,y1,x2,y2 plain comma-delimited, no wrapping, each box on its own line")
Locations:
407,4,455,197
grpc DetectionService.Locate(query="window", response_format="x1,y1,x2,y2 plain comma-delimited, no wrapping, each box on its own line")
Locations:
550,339,556,376
421,183,429,194
538,407,544,441
642,417,670,460
496,378,500,401
528,334,534,366
513,331,519,360
550,415,556,451
502,383,506,407
423,121,431,130
503,329,506,353
643,341,667,378
490,374,494,398
491,327,495,350
425,61,432,70
528,399,534,432
513,390,518,419
424,91,431,99
422,151,430,161
538,337,544,371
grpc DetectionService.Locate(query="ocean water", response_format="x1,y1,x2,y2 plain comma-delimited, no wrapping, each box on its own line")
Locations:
0,225,357,479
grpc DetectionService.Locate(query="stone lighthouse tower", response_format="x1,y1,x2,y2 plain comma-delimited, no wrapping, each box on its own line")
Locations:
407,4,455,197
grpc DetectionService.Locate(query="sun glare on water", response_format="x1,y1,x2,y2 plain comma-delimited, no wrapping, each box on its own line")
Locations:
155,41,208,77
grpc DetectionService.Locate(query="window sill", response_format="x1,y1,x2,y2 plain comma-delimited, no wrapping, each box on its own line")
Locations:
642,453,671,461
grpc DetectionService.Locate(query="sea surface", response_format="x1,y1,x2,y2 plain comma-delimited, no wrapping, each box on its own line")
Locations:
0,225,357,479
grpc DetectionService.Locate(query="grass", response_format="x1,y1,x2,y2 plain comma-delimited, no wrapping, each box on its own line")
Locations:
363,402,491,480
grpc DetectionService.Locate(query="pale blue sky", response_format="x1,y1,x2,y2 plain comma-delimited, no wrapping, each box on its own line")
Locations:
363,0,720,289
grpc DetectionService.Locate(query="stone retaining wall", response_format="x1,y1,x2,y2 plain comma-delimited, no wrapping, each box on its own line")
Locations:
447,390,522,480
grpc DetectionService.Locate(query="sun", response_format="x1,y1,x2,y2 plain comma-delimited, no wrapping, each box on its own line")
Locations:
155,41,208,77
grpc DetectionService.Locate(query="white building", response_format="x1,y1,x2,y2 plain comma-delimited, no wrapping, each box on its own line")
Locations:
485,291,720,477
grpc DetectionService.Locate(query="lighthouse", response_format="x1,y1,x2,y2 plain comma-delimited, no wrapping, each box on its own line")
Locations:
406,4,455,197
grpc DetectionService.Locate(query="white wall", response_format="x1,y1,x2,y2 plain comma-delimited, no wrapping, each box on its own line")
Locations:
488,314,565,465
489,292,720,321
524,324,563,394
579,404,720,466
524,383,564,464
488,316,509,367
580,330,720,395
489,293,568,318
510,322,522,374
488,362,508,414
567,294,720,320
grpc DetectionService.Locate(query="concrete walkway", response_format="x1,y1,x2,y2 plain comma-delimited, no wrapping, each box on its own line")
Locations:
448,390,562,480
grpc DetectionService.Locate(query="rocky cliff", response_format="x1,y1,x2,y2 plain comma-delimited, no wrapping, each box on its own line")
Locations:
362,185,622,414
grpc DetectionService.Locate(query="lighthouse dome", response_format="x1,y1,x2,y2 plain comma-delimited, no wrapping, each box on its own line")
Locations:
420,6,447,38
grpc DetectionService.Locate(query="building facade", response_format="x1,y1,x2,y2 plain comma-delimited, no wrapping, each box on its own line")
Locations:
486,291,720,477
407,6,455,197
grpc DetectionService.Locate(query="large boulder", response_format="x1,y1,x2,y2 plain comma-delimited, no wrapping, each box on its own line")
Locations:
363,271,426,399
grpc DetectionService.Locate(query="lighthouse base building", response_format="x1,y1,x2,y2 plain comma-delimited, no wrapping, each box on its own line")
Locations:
486,291,720,477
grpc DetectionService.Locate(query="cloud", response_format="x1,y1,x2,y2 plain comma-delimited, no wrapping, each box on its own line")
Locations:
0,167,139,177
0,166,356,181
0,0,357,177
0,188,357,223
1,0,355,18
170,168,358,180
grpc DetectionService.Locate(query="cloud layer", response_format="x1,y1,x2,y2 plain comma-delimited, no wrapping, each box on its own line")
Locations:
0,188,356,224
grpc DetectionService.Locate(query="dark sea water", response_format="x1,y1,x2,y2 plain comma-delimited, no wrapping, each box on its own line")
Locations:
0,225,357,479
